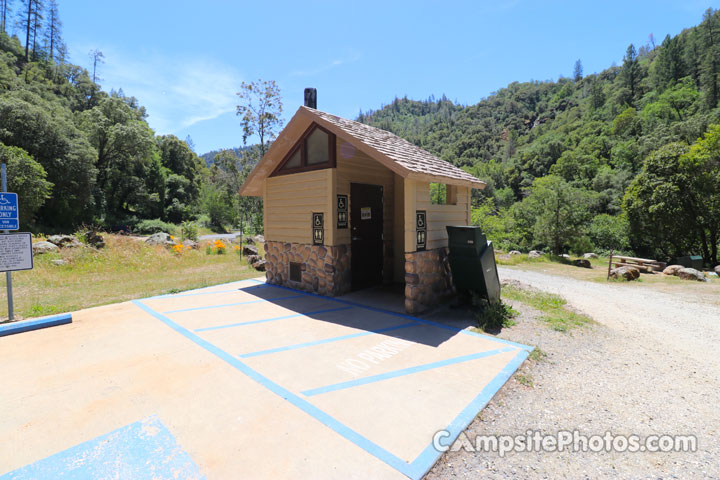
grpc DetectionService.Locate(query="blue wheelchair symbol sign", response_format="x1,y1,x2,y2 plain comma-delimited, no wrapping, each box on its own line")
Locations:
0,192,19,230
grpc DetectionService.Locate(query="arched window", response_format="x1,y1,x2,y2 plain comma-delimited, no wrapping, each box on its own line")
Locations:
271,123,336,176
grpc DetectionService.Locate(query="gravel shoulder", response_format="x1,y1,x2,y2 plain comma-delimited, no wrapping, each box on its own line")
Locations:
427,267,720,479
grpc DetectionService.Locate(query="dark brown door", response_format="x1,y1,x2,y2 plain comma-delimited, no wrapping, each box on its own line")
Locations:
351,183,384,290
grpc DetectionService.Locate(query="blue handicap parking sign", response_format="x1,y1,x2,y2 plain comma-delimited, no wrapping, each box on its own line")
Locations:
0,192,19,230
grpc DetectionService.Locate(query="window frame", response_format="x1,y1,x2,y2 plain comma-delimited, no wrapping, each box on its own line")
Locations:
271,123,337,177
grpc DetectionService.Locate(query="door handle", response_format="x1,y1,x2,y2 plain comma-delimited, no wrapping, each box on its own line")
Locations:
352,236,362,241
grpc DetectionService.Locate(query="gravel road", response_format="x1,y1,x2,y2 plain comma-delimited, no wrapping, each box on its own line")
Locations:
427,267,720,479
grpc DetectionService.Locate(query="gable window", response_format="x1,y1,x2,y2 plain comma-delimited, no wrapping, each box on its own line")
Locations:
272,123,336,176
430,183,458,205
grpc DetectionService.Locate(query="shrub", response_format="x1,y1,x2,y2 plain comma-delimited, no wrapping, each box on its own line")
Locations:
569,235,594,256
181,221,199,241
473,294,518,332
589,214,630,253
135,219,178,235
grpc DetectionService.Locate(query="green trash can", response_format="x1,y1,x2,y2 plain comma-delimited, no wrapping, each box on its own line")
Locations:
446,226,500,304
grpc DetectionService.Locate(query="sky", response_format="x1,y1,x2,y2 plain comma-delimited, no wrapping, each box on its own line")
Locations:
51,0,720,154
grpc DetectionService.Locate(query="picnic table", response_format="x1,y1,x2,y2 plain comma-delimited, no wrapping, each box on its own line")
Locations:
609,254,666,273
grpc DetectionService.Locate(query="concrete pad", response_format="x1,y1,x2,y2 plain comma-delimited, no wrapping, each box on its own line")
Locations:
0,278,531,480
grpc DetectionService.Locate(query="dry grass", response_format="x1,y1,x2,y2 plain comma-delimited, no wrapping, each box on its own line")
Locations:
0,234,262,320
497,252,720,306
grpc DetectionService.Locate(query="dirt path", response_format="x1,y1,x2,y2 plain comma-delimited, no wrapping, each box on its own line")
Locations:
427,267,720,479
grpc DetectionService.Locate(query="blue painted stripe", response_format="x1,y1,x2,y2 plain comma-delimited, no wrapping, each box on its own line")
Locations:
131,300,416,479
406,348,531,479
301,346,517,397
248,279,533,352
164,294,304,313
0,415,205,480
0,313,72,338
239,321,420,358
194,306,354,333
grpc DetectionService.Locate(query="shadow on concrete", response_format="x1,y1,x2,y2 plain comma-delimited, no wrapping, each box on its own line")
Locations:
235,283,480,348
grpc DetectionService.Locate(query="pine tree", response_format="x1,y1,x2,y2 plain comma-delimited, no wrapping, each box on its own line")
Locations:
0,0,12,34
573,59,583,82
44,0,61,62
621,44,640,104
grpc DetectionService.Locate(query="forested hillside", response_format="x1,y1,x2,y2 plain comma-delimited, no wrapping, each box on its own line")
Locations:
0,1,261,234
360,9,720,265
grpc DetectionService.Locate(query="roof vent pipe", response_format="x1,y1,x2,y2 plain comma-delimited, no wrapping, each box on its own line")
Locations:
304,88,317,109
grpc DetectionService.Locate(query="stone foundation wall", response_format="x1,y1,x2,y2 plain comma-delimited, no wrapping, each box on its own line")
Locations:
404,247,455,314
264,241,351,296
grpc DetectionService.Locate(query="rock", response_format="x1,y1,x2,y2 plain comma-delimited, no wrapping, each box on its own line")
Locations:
85,231,105,249
47,234,83,248
253,235,265,244
498,254,512,261
32,241,59,254
583,253,598,259
243,245,259,256
528,250,542,259
610,266,640,281
663,265,685,276
247,254,261,265
51,259,67,266
714,265,720,275
252,259,267,272
509,250,521,255
145,232,176,246
677,267,707,282
182,239,198,250
245,236,255,245
572,259,592,269
561,253,571,259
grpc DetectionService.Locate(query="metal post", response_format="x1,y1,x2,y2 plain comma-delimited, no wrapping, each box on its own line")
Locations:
1,163,13,321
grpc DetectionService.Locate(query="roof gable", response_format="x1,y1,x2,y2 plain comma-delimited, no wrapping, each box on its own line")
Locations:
239,106,485,196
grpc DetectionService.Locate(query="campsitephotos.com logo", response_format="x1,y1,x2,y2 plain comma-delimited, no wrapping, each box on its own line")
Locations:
433,430,697,456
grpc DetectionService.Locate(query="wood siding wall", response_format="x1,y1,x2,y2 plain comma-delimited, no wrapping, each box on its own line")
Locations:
413,181,471,251
264,169,330,244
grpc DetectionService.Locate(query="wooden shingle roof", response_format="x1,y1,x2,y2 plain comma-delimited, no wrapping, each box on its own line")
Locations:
239,106,485,196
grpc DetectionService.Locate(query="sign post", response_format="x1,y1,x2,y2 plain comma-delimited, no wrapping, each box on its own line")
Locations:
1,163,19,321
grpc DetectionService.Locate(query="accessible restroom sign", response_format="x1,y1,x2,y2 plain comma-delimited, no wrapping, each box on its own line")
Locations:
0,192,19,230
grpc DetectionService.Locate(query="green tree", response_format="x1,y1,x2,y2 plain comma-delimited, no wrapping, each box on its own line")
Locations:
573,59,583,82
513,175,592,254
621,44,640,104
0,142,52,227
236,79,283,156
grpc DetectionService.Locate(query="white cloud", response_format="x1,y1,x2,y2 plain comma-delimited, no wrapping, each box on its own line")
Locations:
70,45,242,135
290,52,361,77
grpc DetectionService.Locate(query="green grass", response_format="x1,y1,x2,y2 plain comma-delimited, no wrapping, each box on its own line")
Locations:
528,347,547,362
502,285,594,332
0,234,262,321
515,373,534,387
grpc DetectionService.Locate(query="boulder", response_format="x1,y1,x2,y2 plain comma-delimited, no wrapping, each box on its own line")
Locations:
583,253,598,259
32,241,59,254
182,239,198,250
663,265,685,276
714,265,720,275
610,266,640,281
47,234,83,248
560,253,571,259
51,259,67,266
572,259,592,269
253,235,265,244
145,232,176,246
85,231,105,249
528,250,543,259
677,267,707,282
246,254,261,265
509,250,521,255
252,259,267,272
245,236,255,245
243,245,259,256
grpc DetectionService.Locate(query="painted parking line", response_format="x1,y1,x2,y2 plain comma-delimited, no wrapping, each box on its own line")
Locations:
250,279,533,352
238,321,420,358
131,299,417,479
146,282,269,300
163,294,304,314
301,346,517,397
1,415,204,480
194,306,354,333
